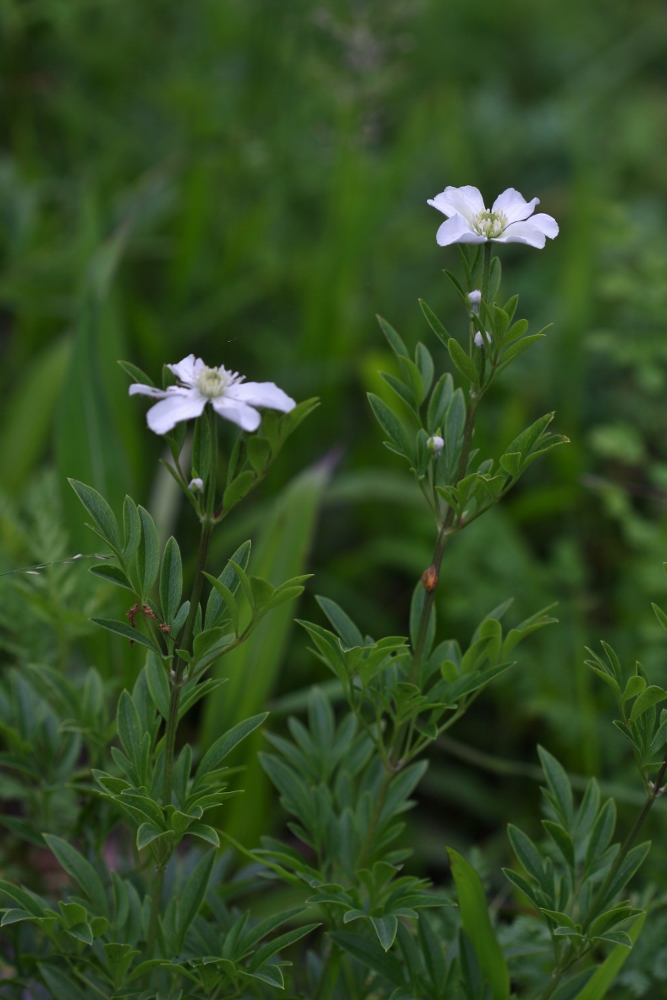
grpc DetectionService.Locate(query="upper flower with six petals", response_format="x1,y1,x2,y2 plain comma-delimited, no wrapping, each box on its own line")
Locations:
129,354,296,436
427,185,558,249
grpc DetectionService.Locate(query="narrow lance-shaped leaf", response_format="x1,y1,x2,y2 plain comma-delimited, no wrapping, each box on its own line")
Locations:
68,479,121,553
447,847,510,1000
160,536,183,624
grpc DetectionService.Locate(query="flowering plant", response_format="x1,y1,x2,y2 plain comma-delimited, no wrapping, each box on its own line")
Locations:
0,183,663,1000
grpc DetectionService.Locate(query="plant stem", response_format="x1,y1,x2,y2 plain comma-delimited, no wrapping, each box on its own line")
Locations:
145,864,166,961
146,406,218,961
586,752,667,921
481,241,491,306
161,520,213,804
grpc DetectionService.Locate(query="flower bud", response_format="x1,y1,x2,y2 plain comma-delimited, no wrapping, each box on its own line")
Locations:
427,435,444,456
468,289,482,314
189,477,204,493
474,331,492,349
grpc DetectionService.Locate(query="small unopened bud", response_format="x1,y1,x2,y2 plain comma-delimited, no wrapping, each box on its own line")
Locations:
422,566,438,592
468,289,481,314
474,330,492,349
189,477,204,493
427,435,444,456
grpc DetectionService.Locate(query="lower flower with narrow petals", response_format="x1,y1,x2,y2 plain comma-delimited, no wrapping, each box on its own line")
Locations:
427,185,558,249
129,354,296,436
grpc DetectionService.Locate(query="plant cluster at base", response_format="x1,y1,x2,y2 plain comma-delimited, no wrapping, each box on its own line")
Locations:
0,186,664,1000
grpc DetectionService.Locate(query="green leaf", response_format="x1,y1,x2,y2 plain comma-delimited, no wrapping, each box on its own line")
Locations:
204,539,251,630
192,407,211,482
247,435,272,474
629,684,667,723
447,338,479,386
203,573,240,633
508,825,546,887
177,850,215,949
66,921,94,945
188,823,220,847
367,393,414,458
380,370,418,413
68,479,121,552
160,536,183,624
57,276,134,551
652,602,667,634
0,881,47,917
43,835,108,916
1,909,35,926
249,922,320,971
145,653,171,720
597,842,650,910
229,558,254,608
538,746,574,828
0,336,71,496
573,912,646,1000
585,799,616,872
377,314,409,358
418,298,450,347
330,931,407,988
39,965,90,1000
118,359,154,386
316,596,364,649
622,674,646,702
447,847,510,1000
123,495,142,561
542,821,575,870
427,373,454,434
276,397,320,445
498,333,545,369
137,823,168,851
104,941,140,988
418,913,447,991
89,564,134,591
117,690,143,766
223,470,256,513
371,914,398,951
92,618,163,655
195,713,268,783
137,506,159,597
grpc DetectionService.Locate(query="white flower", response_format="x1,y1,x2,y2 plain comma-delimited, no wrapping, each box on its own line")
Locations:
189,478,204,492
474,331,492,348
427,186,558,249
427,435,444,455
129,354,296,435
468,289,481,313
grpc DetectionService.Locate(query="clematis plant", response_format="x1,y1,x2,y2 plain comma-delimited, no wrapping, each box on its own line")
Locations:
0,181,663,1000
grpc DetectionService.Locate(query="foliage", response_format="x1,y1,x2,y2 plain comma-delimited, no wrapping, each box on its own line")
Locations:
0,229,664,998
1,1,667,996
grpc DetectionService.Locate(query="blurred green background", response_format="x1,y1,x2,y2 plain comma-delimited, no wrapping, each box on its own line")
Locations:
2,0,667,894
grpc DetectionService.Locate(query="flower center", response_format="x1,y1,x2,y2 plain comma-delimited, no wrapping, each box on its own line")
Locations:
196,365,230,398
472,209,507,239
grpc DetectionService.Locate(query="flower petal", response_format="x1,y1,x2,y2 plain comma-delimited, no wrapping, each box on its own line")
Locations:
435,214,485,247
129,382,170,399
212,396,261,431
427,185,485,223
228,381,296,412
495,213,559,248
167,354,206,386
145,393,207,435
492,188,539,224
